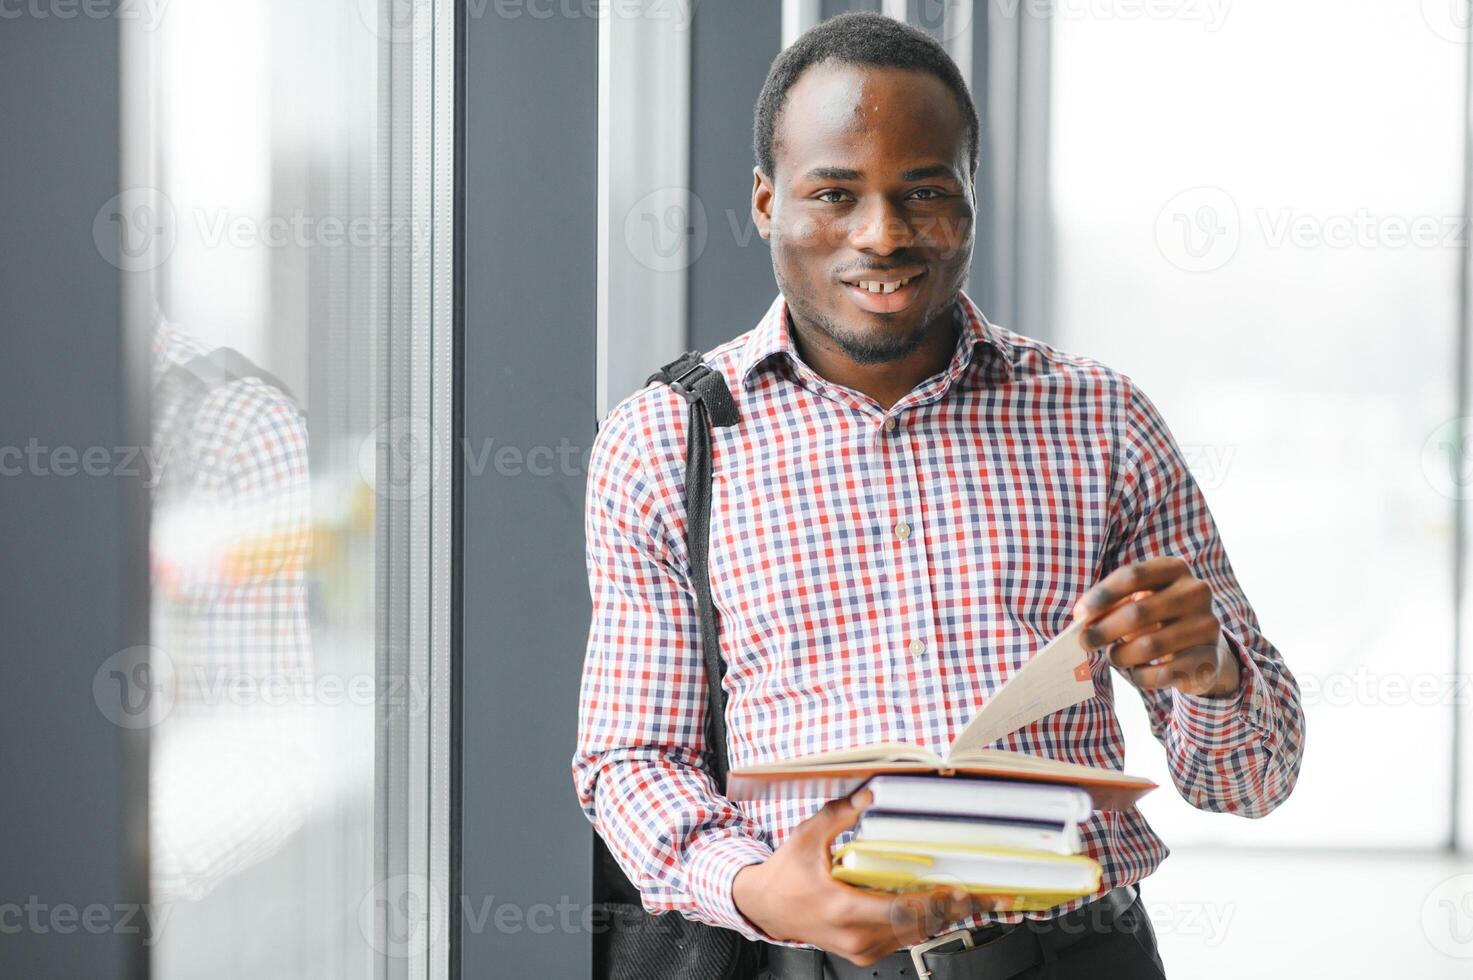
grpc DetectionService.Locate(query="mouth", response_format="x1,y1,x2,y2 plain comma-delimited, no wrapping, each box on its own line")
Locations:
840,269,927,314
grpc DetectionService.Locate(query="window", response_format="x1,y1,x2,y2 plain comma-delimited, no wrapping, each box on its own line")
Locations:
119,0,455,974
1051,0,1465,847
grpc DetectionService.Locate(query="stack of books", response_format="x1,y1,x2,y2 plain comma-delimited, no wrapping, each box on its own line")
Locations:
724,621,1160,911
830,774,1101,911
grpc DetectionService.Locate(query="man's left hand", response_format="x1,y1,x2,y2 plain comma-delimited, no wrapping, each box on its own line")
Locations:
1072,556,1240,698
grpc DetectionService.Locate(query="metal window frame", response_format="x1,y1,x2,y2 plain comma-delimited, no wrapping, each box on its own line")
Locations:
372,0,457,976
1454,5,1473,855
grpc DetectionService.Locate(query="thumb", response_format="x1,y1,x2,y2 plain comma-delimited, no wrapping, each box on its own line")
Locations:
809,787,873,852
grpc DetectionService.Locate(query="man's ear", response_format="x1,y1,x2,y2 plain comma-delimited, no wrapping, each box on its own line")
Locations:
752,166,773,241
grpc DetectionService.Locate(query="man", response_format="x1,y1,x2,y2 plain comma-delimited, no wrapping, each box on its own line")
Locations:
574,12,1303,978
149,313,317,903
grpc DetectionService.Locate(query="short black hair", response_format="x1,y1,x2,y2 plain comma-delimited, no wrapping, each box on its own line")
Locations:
753,11,980,180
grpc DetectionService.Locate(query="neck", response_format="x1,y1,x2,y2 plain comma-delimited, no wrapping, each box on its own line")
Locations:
788,303,960,412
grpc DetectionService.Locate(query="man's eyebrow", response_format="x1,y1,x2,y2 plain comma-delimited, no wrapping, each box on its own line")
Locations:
899,164,961,182
803,166,862,181
801,164,962,182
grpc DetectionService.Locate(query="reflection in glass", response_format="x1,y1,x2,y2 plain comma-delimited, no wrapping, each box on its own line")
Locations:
129,0,447,975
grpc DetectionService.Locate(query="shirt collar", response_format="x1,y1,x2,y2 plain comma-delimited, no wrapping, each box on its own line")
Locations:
739,289,1015,391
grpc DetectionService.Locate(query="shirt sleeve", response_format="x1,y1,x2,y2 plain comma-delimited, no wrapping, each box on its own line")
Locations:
571,403,774,939
1105,378,1305,818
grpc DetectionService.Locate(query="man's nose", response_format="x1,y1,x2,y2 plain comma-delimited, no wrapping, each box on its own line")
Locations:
848,195,915,254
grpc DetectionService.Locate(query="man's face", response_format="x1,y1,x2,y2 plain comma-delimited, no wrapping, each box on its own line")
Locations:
753,62,976,365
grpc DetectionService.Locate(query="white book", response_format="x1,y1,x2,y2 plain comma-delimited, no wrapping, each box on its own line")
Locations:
864,774,1093,826
857,811,1082,855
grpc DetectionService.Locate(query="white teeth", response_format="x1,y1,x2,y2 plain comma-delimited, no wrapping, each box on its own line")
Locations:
856,277,909,294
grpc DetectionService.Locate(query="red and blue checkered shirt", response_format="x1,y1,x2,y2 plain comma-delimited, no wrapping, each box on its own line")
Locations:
573,290,1304,945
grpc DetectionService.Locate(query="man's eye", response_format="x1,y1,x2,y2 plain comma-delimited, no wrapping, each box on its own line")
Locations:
910,188,945,200
816,190,849,204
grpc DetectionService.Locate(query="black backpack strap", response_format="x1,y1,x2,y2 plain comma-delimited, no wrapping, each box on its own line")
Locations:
646,351,741,791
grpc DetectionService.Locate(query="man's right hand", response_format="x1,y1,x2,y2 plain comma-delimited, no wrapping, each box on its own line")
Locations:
731,788,994,968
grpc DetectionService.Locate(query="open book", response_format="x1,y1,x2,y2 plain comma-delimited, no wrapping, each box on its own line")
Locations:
725,619,1157,811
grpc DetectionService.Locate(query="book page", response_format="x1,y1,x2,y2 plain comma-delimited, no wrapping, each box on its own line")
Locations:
945,619,1095,761
734,742,945,772
945,748,1153,787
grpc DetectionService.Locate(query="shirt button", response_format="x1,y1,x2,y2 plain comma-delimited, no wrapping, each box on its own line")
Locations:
895,521,912,540
908,639,927,657
884,418,898,433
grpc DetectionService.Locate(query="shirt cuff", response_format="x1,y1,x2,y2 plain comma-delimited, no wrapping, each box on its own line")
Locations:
1172,628,1274,750
683,831,776,941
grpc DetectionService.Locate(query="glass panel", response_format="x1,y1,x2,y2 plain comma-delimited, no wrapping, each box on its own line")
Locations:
1051,1,1464,847
117,0,453,975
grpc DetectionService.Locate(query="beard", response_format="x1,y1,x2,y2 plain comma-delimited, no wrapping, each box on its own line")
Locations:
778,273,953,366
806,309,934,364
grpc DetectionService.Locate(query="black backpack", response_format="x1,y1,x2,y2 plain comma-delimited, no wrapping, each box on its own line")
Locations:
591,351,763,980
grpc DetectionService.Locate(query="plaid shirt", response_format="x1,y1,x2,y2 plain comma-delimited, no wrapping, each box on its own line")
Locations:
573,291,1304,946
149,318,316,901
151,318,313,689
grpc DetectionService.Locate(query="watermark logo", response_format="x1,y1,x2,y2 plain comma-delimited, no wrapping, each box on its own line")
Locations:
357,0,433,44
0,897,171,944
93,187,177,272
995,0,1231,32
359,873,445,958
1422,417,1473,500
1423,0,1472,43
93,645,176,729
1297,667,1473,709
1157,188,1468,272
624,186,708,273
360,0,697,43
918,0,974,43
1155,186,1241,273
1181,443,1236,491
360,416,447,502
1422,873,1473,958
192,207,428,256
0,0,170,30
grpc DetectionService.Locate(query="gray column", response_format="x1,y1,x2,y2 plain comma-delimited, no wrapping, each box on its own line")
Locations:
687,1,784,352
0,7,148,980
970,0,1054,340
459,6,599,979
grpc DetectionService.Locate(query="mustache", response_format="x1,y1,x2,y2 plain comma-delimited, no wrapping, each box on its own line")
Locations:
836,265,928,279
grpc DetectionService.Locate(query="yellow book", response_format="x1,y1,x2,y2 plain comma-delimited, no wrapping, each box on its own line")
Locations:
830,839,1103,912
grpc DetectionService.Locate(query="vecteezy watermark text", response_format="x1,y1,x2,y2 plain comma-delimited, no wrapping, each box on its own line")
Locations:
0,898,171,945
0,439,170,485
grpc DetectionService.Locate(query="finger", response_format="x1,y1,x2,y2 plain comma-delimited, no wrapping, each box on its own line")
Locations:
1129,648,1219,692
1080,575,1209,649
833,887,996,966
885,887,978,948
1073,592,1145,652
1109,613,1220,670
804,788,873,854
1072,556,1191,621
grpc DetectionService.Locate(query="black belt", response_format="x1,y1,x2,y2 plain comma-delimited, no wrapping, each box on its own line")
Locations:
763,885,1140,980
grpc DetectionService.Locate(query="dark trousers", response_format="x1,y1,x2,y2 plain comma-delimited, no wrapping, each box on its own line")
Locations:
755,891,1167,980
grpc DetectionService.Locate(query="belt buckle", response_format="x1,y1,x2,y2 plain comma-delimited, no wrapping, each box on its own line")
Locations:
909,927,975,980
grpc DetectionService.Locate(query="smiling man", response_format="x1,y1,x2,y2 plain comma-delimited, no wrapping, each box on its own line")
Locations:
574,12,1303,980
